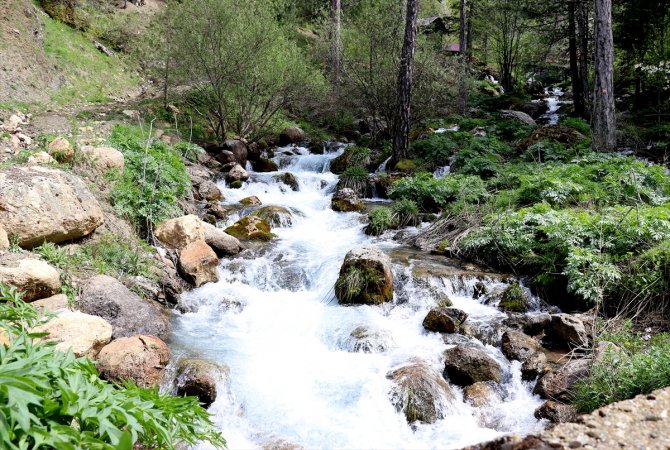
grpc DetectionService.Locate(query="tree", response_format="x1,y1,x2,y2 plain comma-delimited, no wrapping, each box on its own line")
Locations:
329,0,342,83
593,0,616,151
568,0,586,118
163,0,324,142
393,0,421,160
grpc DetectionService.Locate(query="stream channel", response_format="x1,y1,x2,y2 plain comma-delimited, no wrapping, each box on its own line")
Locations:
169,143,548,449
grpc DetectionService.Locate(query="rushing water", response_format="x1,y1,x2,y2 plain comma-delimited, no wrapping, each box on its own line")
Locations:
169,144,546,449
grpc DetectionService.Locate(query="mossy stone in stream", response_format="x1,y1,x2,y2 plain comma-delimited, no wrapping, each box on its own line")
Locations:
251,205,294,227
498,282,529,312
274,172,300,191
394,159,416,172
335,247,394,305
224,216,274,241
240,195,262,206
229,180,243,189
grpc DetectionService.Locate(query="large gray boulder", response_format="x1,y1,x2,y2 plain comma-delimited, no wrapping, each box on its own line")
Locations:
548,313,590,348
533,358,592,401
443,345,501,386
96,335,171,388
387,360,455,424
202,222,242,256
279,126,306,145
0,166,104,248
334,247,394,305
76,275,170,339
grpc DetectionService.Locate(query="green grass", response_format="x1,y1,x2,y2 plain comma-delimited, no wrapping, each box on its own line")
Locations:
573,324,670,412
42,15,139,105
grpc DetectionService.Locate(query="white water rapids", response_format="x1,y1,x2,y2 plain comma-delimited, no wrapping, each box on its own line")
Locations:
169,144,546,449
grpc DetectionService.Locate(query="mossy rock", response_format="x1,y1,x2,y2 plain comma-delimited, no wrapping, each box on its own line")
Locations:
498,282,529,312
240,196,262,206
251,205,294,228
224,216,274,241
273,172,299,191
252,158,279,172
335,247,394,305
229,180,243,189
394,159,416,172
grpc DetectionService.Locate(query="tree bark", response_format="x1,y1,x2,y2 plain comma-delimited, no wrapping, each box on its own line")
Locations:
466,0,475,60
577,0,590,117
329,0,342,84
393,0,420,161
593,0,616,152
568,0,585,117
459,0,467,58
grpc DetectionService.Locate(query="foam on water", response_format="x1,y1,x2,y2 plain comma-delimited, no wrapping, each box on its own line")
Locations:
170,143,546,449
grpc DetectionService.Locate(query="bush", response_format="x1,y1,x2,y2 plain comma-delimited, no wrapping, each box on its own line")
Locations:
450,137,512,179
339,166,369,197
108,125,191,233
573,326,670,412
389,172,488,212
489,119,536,141
410,134,457,168
391,198,420,227
560,116,592,137
330,146,373,174
522,140,578,163
174,142,205,163
366,207,398,236
0,284,225,449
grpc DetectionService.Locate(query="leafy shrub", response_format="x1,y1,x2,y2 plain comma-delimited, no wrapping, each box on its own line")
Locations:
559,116,592,137
411,134,457,167
523,140,578,163
389,173,488,212
108,125,191,233
573,327,670,412
489,119,535,141
339,166,370,197
174,142,205,163
366,207,398,236
0,284,225,449
451,137,512,179
330,146,372,174
392,198,420,227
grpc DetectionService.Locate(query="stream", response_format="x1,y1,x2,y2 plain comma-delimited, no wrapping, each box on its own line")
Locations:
168,144,546,449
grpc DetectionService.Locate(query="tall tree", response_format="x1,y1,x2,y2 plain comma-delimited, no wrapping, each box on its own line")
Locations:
393,0,420,160
466,0,475,59
459,0,467,58
568,0,586,118
329,0,342,83
593,0,616,151
577,0,590,116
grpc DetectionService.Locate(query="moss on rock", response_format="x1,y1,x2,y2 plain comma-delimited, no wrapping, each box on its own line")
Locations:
224,216,274,241
499,282,530,313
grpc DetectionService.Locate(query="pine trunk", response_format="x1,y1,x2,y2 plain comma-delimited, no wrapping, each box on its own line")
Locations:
393,0,420,161
459,0,467,58
568,0,585,117
578,0,590,117
593,0,616,152
330,0,342,84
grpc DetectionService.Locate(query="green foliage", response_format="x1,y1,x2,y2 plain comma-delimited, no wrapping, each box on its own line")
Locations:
366,207,398,236
173,142,205,163
410,134,457,168
559,116,592,137
573,327,670,412
522,140,578,163
335,266,385,303
330,146,372,174
498,282,529,312
390,172,488,212
451,137,512,179
339,166,369,196
391,198,420,227
108,125,190,233
0,284,225,449
488,119,536,142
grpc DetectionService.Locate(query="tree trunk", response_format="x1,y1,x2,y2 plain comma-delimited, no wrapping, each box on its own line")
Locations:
459,0,467,58
466,0,475,60
593,0,616,152
329,0,342,84
393,0,420,161
577,0,590,117
568,0,585,117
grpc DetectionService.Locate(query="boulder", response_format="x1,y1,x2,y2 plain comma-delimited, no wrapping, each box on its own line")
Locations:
178,240,219,287
47,137,73,162
443,345,501,386
155,215,205,250
77,275,171,339
533,358,592,401
251,205,295,228
331,188,364,212
81,146,125,173
497,282,530,312
504,313,551,337
501,330,543,362
214,150,237,166
274,172,300,191
501,110,537,126
31,293,69,313
223,163,250,184
96,335,171,388
422,307,468,334
252,158,279,173
0,166,104,248
0,254,61,301
202,222,242,256
463,381,500,407
334,247,394,305
547,313,590,348
387,361,455,424
222,139,248,167
345,326,394,353
174,358,230,408
0,225,8,250
521,351,548,381
240,196,262,206
27,151,56,164
33,311,112,358
279,126,306,145
534,400,578,424
224,216,273,241
197,181,223,202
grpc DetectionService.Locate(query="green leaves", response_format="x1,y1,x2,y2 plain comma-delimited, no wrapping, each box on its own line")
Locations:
0,285,226,450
